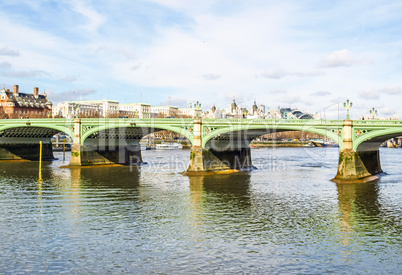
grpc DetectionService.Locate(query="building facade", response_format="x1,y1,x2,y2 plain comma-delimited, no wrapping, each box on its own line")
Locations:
119,103,151,118
150,106,179,118
52,100,119,118
246,101,265,119
0,85,52,118
225,99,244,118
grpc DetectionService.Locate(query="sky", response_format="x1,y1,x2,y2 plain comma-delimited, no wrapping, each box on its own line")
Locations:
0,0,401,119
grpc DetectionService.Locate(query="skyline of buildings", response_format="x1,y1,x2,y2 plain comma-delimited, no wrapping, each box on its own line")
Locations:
1,83,399,120
51,97,318,120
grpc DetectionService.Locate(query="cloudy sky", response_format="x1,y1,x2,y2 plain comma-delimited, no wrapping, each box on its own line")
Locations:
0,0,401,118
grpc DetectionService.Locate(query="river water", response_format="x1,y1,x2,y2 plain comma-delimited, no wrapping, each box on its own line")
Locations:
0,147,401,274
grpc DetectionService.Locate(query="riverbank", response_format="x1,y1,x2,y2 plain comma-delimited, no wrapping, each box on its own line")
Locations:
250,141,310,148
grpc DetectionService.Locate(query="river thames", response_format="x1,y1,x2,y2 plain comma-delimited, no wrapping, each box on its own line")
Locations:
0,147,401,274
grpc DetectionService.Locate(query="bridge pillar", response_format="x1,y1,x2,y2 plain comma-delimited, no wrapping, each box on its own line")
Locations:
69,119,143,166
193,118,202,147
69,144,142,166
332,120,378,183
186,119,254,174
70,118,83,166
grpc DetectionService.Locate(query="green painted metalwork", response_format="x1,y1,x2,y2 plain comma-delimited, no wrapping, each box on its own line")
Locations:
79,118,194,145
1,118,402,151
0,118,75,138
352,120,402,151
0,118,195,145
201,119,344,148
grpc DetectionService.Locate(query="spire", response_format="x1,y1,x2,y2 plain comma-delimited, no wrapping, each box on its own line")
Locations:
211,104,216,113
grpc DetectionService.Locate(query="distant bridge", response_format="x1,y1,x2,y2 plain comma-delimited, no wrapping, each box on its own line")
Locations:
1,118,402,182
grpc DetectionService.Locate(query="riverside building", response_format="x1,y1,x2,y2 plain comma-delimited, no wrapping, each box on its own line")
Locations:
0,85,52,118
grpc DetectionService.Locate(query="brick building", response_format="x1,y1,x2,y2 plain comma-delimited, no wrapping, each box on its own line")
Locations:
0,85,52,118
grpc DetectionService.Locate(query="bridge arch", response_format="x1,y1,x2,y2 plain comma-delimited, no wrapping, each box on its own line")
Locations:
0,121,74,161
0,124,73,140
202,123,342,149
354,128,402,151
80,122,194,145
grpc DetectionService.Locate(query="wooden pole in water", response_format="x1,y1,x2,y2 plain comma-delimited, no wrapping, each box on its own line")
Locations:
63,138,66,161
38,140,43,182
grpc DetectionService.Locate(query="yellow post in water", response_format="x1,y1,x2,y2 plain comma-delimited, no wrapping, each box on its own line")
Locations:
63,138,66,161
38,140,43,182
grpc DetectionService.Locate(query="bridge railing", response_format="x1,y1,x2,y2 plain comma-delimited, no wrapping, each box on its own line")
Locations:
0,118,74,123
353,120,402,126
79,118,194,123
202,118,344,125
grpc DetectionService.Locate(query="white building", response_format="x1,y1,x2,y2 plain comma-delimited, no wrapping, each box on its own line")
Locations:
246,101,265,119
119,103,151,118
52,100,119,118
150,106,179,118
178,108,197,118
204,105,226,119
360,113,399,120
225,99,243,118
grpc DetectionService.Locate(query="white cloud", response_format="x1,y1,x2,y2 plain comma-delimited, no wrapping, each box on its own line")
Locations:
378,86,402,95
202,73,221,80
70,1,106,33
276,95,309,106
380,107,398,116
310,91,331,96
47,88,97,103
319,49,371,68
260,70,286,79
2,70,49,78
359,89,380,100
270,89,287,94
160,96,187,107
58,75,77,83
0,62,12,69
0,47,19,56
131,63,141,71
259,70,323,79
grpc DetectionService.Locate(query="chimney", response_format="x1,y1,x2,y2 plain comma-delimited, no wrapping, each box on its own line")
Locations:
33,87,39,97
13,85,19,95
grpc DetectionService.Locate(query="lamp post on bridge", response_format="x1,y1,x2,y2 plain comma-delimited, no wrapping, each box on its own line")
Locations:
343,99,353,120
75,104,80,118
370,107,377,120
194,101,201,118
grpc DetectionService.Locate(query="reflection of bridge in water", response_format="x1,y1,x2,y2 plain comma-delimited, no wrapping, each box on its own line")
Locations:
1,118,402,182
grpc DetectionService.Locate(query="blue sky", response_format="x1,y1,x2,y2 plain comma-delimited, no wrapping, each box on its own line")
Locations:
0,0,401,118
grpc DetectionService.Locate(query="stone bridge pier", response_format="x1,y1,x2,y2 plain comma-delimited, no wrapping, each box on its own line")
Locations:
69,119,142,166
332,120,381,183
186,118,254,174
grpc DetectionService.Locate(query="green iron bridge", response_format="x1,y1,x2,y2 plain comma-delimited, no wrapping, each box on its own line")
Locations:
1,118,402,182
